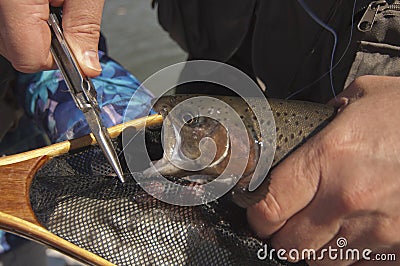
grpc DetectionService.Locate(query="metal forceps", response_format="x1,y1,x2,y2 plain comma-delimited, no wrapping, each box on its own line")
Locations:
47,9,125,182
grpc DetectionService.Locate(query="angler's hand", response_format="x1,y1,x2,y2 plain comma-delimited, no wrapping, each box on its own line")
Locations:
247,75,400,265
0,0,104,77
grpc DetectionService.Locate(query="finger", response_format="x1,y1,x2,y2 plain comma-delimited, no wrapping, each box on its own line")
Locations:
62,0,104,77
327,97,349,111
327,80,366,110
267,191,342,263
270,178,399,264
355,245,400,266
0,1,53,72
247,135,323,237
327,84,364,107
307,240,361,266
307,217,399,266
310,242,396,266
307,226,367,266
327,75,400,107
356,259,399,266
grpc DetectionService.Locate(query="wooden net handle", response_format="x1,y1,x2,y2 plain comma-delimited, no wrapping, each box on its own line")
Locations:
0,114,163,265
0,114,162,166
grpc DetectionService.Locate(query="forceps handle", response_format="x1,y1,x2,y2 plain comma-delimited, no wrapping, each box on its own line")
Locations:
48,7,98,112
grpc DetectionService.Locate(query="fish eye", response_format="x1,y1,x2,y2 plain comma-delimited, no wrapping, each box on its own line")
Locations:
182,113,198,126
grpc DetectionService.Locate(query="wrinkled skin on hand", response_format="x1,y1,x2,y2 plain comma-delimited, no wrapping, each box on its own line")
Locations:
247,75,400,265
0,0,104,77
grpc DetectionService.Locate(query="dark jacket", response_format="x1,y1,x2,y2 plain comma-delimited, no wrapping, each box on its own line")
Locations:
156,0,400,102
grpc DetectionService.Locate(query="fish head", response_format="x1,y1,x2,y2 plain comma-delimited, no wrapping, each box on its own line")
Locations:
149,95,240,177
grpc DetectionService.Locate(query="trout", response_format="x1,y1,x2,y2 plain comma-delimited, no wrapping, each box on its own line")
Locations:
147,95,336,208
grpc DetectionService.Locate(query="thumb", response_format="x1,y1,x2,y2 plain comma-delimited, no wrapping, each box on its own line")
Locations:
247,136,323,238
61,0,104,77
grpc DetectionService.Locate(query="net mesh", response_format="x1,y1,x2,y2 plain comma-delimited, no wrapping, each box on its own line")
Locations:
30,126,304,266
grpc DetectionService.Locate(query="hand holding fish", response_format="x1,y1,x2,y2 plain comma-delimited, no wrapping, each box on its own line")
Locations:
0,0,104,76
247,75,400,265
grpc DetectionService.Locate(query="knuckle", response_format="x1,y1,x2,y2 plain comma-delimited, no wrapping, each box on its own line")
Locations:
336,189,371,214
11,56,50,73
352,75,372,86
349,75,376,91
64,16,101,41
259,192,286,225
319,128,346,155
1,41,52,73
11,63,34,73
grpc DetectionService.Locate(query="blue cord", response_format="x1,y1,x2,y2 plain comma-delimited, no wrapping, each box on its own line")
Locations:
286,0,357,100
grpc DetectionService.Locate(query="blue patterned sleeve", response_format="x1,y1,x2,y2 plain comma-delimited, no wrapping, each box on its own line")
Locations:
16,51,155,143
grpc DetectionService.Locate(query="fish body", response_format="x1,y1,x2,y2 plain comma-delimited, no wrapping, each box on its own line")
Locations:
149,95,336,207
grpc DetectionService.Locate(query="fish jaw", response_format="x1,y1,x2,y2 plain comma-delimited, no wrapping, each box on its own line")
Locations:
143,157,186,177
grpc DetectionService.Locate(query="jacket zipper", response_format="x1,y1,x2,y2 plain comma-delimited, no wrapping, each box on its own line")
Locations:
358,0,400,32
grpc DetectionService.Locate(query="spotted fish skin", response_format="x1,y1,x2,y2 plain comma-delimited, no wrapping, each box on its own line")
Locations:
151,95,336,207
268,99,336,167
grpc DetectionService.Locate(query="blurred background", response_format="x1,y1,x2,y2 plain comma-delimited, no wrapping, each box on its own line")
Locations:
102,0,186,82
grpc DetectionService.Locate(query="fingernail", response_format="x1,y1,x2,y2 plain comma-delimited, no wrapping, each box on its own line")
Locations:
83,50,102,72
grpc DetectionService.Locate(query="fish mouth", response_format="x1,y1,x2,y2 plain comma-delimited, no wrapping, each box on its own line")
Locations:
143,123,184,177
144,120,231,178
